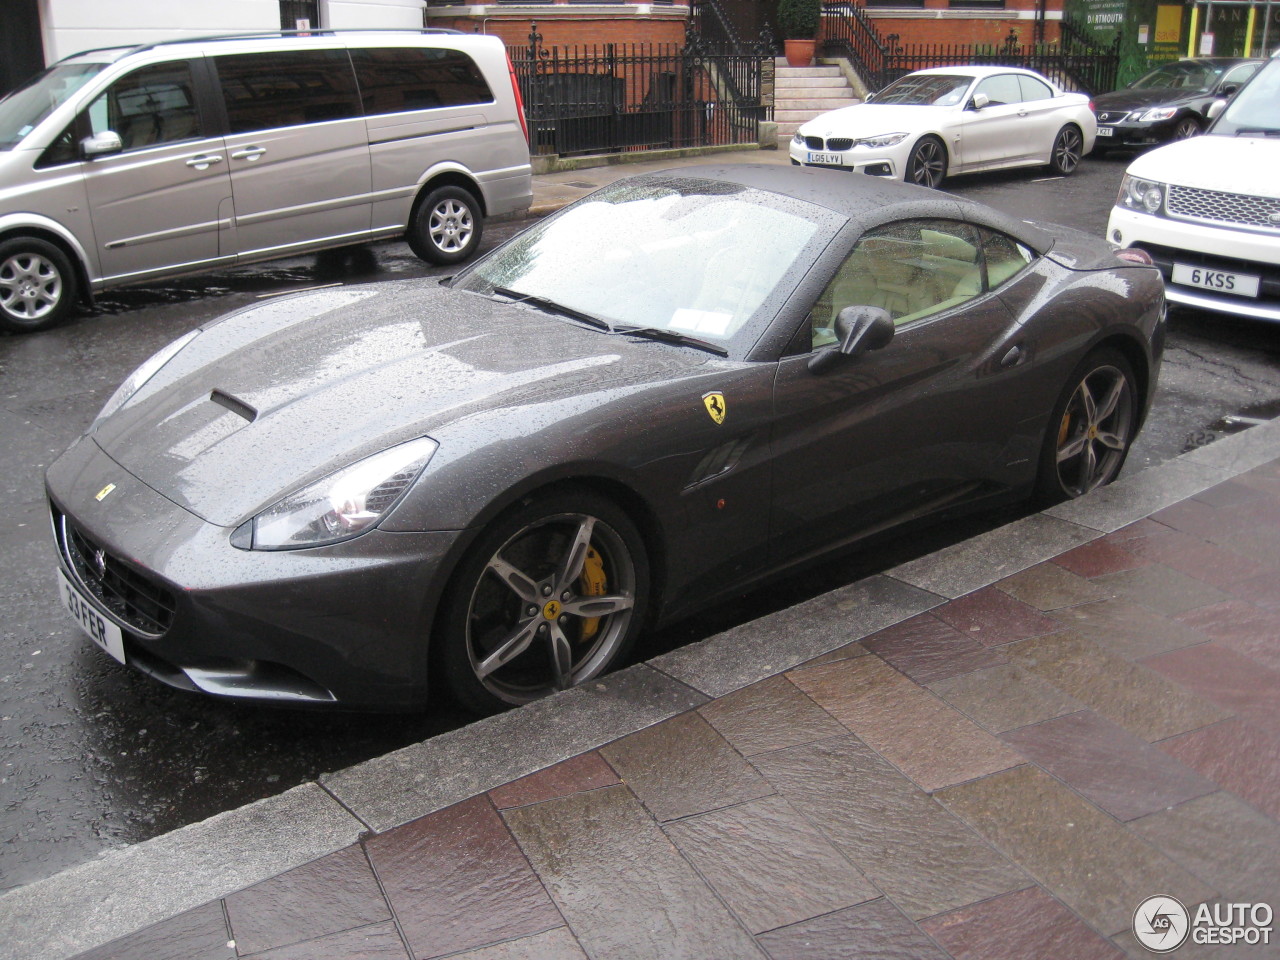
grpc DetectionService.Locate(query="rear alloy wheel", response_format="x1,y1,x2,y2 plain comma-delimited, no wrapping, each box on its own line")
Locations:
1036,348,1137,503
439,490,649,714
0,237,78,333
1172,116,1201,141
906,136,947,188
407,185,483,266
1048,125,1083,176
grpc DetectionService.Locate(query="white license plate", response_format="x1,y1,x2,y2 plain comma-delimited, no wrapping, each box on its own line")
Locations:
1171,263,1261,298
58,569,126,663
807,152,843,165
1096,126,1113,137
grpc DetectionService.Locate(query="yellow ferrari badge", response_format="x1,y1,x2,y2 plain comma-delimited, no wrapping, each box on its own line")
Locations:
702,391,727,425
95,483,116,502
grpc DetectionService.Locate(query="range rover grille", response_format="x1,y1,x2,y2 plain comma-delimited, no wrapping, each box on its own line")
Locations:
1166,184,1280,232
54,510,175,636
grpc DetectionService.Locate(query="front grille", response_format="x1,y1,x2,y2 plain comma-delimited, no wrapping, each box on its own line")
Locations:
1166,184,1280,233
54,510,175,636
826,137,853,151
803,135,824,150
1096,110,1132,124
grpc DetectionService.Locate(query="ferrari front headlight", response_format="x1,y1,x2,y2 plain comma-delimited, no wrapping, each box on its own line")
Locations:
244,437,439,550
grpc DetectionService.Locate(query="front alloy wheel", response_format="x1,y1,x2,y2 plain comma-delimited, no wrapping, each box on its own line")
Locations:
1039,350,1137,501
440,491,648,712
0,237,78,333
906,136,947,188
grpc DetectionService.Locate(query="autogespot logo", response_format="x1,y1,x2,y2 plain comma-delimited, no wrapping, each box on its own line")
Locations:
1133,895,1190,953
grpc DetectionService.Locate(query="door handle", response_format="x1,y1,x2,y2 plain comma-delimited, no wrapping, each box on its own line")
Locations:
1000,345,1023,368
185,154,223,170
230,147,266,161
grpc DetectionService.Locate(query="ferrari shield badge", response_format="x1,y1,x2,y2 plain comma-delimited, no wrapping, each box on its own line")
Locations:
702,391,727,425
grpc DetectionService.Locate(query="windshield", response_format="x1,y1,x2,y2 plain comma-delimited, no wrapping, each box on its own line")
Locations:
1212,59,1280,137
454,178,829,343
1128,60,1222,94
874,74,972,107
0,62,108,150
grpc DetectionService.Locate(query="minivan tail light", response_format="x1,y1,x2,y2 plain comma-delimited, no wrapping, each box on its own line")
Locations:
506,53,530,145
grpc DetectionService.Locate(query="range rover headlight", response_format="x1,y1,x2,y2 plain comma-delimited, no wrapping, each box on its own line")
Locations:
1138,106,1178,122
855,132,909,148
243,437,439,550
1117,174,1166,216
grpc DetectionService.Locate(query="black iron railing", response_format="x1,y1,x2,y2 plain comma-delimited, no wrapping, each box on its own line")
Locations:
821,7,1120,94
512,25,771,157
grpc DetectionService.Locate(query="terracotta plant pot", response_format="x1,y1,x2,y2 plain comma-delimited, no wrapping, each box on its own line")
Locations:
784,39,816,67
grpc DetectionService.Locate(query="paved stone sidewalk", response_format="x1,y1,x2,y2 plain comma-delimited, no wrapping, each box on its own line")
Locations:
53,438,1280,959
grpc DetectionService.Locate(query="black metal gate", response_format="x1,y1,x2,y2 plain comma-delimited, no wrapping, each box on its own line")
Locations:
511,26,771,157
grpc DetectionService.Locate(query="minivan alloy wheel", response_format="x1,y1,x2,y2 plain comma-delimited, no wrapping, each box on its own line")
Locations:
0,252,62,321
0,237,78,333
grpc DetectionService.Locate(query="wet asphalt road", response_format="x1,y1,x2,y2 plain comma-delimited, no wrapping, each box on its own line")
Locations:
4,155,1280,893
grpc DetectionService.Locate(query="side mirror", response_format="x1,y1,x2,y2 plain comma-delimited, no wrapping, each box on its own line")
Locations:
970,92,990,111
81,131,123,158
1220,83,1239,97
1206,98,1227,121
863,92,875,103
808,305,895,373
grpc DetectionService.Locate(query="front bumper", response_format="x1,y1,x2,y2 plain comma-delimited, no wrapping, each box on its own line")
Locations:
46,436,463,709
1093,120,1179,149
1108,207,1280,323
788,138,900,178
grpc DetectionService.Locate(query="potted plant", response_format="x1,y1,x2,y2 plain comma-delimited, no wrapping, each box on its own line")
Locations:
777,0,821,66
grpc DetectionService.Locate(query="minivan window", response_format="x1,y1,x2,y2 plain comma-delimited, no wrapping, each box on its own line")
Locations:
0,62,107,150
86,61,202,150
215,49,361,134
351,47,494,114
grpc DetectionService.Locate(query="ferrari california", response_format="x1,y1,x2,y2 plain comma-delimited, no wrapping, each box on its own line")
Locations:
47,165,1164,714
790,65,1097,187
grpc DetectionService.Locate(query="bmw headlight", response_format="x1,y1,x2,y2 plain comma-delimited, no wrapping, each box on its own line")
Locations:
793,131,805,145
91,329,201,430
855,132,909,148
1138,106,1178,122
1117,174,1166,216
242,437,439,550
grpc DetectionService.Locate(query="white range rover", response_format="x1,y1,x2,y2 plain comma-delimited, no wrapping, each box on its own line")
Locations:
1108,55,1280,322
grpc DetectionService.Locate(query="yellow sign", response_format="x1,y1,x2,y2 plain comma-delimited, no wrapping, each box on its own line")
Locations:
702,391,727,425
1155,5,1182,44
95,483,116,502
542,599,562,621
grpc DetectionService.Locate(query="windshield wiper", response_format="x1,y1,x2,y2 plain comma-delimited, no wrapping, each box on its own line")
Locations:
611,325,729,356
490,286,611,330
1235,127,1280,137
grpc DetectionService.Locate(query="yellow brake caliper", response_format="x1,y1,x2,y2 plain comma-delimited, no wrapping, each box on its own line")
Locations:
578,547,607,642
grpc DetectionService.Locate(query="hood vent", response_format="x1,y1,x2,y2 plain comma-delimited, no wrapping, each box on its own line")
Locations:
210,389,258,423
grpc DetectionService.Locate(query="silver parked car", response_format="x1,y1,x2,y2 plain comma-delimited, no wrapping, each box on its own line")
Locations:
0,30,533,333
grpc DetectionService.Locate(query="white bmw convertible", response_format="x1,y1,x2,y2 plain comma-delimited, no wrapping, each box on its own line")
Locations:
790,65,1097,188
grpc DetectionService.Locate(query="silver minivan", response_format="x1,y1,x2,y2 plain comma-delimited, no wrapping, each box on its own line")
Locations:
0,30,533,332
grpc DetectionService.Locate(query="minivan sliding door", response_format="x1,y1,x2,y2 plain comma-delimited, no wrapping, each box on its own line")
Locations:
212,49,372,261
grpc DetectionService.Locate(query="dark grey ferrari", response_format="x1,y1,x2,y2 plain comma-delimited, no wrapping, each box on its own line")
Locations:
46,165,1165,713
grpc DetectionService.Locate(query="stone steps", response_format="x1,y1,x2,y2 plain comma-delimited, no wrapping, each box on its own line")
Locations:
773,62,861,142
